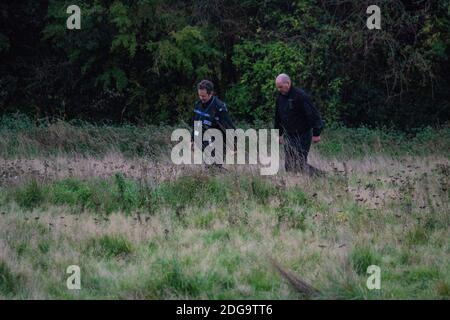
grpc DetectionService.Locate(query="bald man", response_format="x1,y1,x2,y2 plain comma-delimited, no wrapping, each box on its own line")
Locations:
274,74,324,174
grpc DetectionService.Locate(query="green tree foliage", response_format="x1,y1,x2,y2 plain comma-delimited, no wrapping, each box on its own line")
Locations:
0,0,449,129
227,41,306,123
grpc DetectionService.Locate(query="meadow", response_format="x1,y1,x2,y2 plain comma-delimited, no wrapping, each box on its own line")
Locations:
0,115,449,299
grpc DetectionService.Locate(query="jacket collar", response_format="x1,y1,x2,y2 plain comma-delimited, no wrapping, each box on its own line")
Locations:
287,85,295,97
201,96,215,107
280,85,294,98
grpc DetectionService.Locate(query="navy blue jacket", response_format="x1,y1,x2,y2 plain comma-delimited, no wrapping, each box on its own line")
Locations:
192,96,236,141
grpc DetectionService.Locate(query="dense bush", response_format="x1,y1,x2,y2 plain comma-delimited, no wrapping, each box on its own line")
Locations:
0,1,449,129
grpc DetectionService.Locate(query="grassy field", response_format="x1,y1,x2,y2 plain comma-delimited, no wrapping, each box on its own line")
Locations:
0,116,449,299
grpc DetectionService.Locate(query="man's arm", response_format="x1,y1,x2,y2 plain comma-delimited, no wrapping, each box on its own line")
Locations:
274,98,284,137
217,108,236,131
216,104,238,151
191,111,197,143
191,102,200,146
301,91,324,137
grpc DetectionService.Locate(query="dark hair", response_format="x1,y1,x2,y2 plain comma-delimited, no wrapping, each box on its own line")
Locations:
197,80,214,94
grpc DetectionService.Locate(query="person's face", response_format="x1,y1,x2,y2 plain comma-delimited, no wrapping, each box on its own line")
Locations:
198,89,212,104
276,80,291,95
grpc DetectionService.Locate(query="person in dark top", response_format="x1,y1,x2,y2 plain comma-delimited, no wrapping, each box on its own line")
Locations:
192,80,236,165
274,74,325,174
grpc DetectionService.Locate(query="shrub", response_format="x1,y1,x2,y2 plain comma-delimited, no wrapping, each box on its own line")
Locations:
350,246,381,275
14,179,45,210
87,235,134,258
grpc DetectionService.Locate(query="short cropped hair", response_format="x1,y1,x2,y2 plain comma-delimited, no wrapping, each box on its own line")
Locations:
276,73,291,83
197,80,214,94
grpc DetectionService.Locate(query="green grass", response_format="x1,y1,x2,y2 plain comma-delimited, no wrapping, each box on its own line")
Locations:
0,114,171,159
0,169,448,299
0,116,449,300
0,261,24,297
350,246,382,275
14,179,46,210
86,235,134,258
0,114,449,159
6,174,288,215
316,125,450,159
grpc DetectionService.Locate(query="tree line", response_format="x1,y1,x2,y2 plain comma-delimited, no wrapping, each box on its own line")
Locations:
0,0,449,130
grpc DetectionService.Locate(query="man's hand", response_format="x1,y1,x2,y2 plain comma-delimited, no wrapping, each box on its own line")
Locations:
279,136,284,145
312,136,321,144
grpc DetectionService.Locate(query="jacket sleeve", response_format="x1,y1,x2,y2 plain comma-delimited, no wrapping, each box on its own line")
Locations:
191,108,196,142
216,104,236,131
191,101,202,142
216,103,237,151
274,98,284,136
301,91,324,137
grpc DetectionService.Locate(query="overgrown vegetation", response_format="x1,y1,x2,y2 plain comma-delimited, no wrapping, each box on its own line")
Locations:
0,114,449,160
1,1,449,300
1,1,449,128
0,117,448,300
0,154,449,299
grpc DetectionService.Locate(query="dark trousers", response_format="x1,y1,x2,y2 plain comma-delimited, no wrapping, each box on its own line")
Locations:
283,130,312,172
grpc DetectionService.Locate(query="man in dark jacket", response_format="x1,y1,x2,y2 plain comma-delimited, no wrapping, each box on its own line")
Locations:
274,74,324,174
192,80,236,165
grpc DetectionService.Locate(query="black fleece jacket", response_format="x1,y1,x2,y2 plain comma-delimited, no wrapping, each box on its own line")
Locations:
274,87,324,137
